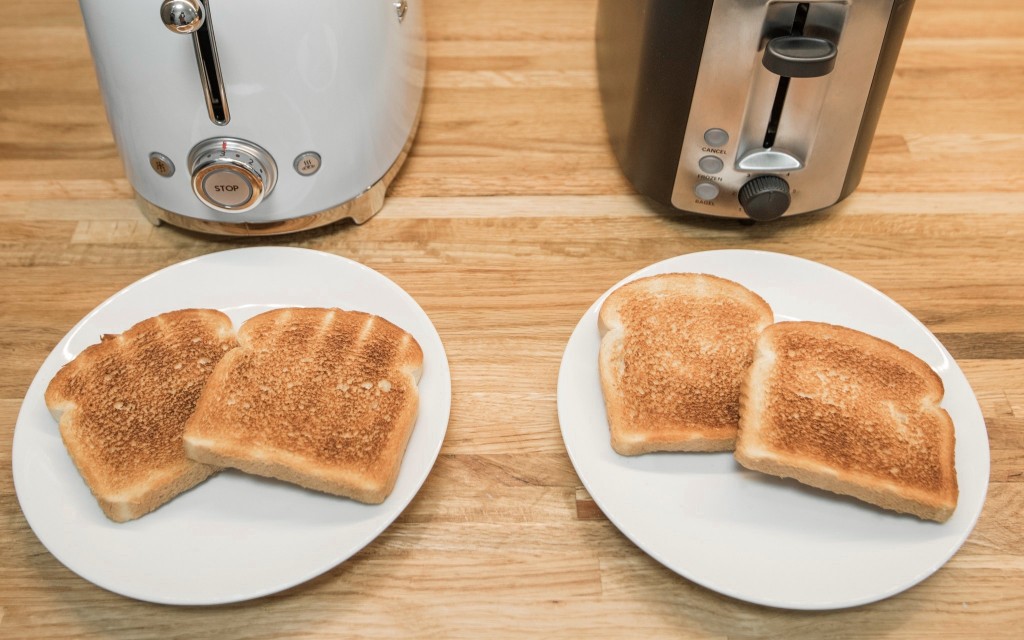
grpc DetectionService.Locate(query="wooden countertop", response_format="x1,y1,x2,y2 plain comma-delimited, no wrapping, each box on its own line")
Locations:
2,0,1022,637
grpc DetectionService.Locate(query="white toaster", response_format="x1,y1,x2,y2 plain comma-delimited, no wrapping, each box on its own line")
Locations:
79,0,425,235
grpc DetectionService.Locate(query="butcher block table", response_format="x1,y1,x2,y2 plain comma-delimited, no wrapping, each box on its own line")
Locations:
2,0,1022,637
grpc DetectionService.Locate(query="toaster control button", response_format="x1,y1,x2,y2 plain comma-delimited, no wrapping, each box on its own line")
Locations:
703,128,729,148
293,152,322,176
188,138,278,213
698,155,724,174
201,170,254,208
148,152,175,177
739,176,791,221
694,183,720,201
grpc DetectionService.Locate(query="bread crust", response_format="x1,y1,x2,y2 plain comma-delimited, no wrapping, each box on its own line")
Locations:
598,273,773,455
735,321,958,522
44,309,237,522
183,308,423,504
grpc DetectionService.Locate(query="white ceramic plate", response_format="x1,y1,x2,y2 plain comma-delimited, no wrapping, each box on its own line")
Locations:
12,247,451,605
557,250,989,610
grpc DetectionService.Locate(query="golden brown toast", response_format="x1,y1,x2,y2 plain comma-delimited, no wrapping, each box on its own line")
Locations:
44,309,237,522
598,273,774,454
183,307,424,504
735,321,958,522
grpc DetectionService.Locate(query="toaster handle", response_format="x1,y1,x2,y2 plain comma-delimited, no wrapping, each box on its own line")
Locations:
160,0,204,34
763,36,837,79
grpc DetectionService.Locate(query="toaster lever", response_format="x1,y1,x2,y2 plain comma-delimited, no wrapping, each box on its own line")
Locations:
159,0,204,34
159,0,229,125
763,36,837,79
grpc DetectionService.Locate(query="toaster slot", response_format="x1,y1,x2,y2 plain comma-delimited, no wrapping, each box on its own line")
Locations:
192,4,230,126
762,76,789,150
167,0,231,126
762,3,810,149
738,1,845,173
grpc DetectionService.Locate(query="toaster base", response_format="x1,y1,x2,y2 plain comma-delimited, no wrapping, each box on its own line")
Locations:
136,109,421,237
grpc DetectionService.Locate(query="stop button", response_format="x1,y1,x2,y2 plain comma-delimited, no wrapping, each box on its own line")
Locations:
188,138,277,213
201,168,254,208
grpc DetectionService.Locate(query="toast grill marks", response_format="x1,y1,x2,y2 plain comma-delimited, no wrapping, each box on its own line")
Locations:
600,274,773,454
184,308,423,504
737,322,958,521
44,310,236,521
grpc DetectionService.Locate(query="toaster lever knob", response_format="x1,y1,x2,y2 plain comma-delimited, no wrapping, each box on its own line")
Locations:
188,138,278,214
739,176,791,221
763,36,837,78
160,0,205,34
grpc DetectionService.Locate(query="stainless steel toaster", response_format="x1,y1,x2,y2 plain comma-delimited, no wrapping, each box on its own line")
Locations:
79,0,425,235
597,0,914,221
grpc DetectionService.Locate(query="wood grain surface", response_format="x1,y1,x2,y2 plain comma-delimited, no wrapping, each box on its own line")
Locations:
2,0,1022,637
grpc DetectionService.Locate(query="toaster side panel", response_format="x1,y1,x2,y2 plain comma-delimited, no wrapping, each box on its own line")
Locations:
596,0,715,206
840,0,915,200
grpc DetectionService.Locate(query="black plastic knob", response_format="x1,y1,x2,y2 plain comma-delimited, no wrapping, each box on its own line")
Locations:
763,36,837,78
739,176,791,221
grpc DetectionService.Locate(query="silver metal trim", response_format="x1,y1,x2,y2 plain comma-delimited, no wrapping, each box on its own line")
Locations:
135,107,422,236
737,148,803,172
670,0,896,218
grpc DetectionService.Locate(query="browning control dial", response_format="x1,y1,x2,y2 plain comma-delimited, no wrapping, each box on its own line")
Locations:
188,138,277,213
739,175,791,221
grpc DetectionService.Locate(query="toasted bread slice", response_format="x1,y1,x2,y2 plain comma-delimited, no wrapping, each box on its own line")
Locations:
44,309,237,522
735,321,958,522
183,308,424,504
598,273,773,454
